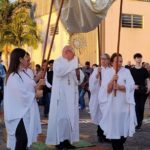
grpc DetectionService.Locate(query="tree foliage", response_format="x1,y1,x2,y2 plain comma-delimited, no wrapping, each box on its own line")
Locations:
0,0,41,49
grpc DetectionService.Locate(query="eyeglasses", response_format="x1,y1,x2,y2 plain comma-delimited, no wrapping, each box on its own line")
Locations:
101,58,108,60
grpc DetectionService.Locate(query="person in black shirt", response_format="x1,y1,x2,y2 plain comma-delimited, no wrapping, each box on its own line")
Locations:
130,53,150,130
79,61,93,110
143,63,150,77
43,60,54,118
125,61,132,69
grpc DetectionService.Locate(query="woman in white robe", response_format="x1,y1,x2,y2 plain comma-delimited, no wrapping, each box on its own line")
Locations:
89,53,111,142
4,48,42,150
99,53,137,150
46,45,84,149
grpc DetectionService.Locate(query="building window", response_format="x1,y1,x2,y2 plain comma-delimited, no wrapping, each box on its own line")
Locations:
138,0,150,2
122,14,143,28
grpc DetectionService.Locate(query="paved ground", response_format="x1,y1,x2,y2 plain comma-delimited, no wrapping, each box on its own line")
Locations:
0,98,150,150
79,107,150,150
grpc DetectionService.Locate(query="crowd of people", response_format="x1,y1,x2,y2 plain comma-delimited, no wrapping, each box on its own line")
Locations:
0,46,150,150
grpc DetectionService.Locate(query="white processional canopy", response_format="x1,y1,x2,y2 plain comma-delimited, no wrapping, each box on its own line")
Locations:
55,0,114,33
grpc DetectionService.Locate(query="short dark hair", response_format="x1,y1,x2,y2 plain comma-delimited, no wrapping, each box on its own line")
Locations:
92,64,98,67
48,59,54,64
133,53,142,59
36,64,41,69
85,61,90,66
42,59,47,64
110,53,122,63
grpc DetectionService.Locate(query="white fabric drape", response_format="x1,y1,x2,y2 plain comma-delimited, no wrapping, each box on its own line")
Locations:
55,0,114,33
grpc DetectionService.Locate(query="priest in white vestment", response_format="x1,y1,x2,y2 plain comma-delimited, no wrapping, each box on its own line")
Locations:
99,53,137,150
4,48,42,150
46,45,84,149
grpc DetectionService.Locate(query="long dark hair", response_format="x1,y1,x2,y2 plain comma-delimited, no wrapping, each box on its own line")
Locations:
6,48,26,82
110,53,122,63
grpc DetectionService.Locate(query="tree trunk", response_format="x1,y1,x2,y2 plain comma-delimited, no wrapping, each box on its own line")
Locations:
5,45,10,68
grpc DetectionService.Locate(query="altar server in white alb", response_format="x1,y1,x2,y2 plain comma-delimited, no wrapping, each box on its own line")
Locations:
4,48,43,150
46,45,84,149
99,53,137,150
89,53,111,142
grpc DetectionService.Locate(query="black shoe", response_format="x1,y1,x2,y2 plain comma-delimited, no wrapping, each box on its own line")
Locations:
104,138,111,143
98,135,111,143
135,125,141,132
44,114,48,118
136,125,141,129
55,142,65,150
98,136,105,143
63,140,76,149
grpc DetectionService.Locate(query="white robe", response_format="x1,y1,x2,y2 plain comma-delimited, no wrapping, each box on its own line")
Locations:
26,68,35,80
99,67,137,139
89,66,110,124
55,0,114,33
4,71,41,150
46,56,84,145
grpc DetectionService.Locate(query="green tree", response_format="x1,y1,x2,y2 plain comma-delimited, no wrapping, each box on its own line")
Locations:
0,0,41,49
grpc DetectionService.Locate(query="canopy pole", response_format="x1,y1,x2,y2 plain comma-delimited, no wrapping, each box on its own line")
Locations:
40,0,65,80
42,0,54,63
114,0,123,96
97,25,101,66
46,0,64,62
97,25,102,83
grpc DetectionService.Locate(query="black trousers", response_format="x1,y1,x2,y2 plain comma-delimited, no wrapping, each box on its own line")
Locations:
0,91,3,105
111,137,126,150
135,93,148,127
97,125,105,138
15,119,28,150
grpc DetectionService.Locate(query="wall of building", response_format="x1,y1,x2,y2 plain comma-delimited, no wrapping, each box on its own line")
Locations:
29,0,150,67
28,13,69,66
105,0,150,64
28,0,98,67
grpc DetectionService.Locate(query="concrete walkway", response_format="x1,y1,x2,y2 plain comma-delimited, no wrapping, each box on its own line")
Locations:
0,100,150,150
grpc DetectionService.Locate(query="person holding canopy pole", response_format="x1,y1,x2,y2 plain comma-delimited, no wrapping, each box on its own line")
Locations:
89,53,111,143
95,0,137,149
99,53,137,150
4,48,43,150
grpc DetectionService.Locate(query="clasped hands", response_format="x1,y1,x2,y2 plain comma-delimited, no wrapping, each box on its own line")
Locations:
35,79,45,99
111,75,125,91
96,67,101,79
